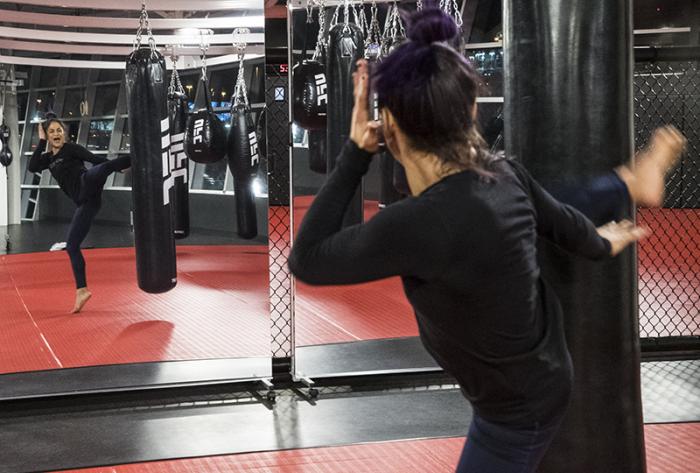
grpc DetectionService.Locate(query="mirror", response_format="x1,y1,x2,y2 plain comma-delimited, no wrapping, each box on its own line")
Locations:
289,0,429,379
0,4,271,398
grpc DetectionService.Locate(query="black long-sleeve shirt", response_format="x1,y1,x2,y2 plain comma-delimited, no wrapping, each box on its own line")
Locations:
28,140,109,204
289,141,612,426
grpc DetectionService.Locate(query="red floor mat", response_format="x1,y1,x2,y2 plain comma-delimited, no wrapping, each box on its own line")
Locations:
293,196,417,345
0,246,271,375
58,422,700,473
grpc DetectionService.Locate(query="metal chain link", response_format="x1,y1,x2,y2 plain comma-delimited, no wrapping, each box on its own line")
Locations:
330,4,340,29
133,1,157,55
233,28,249,107
312,0,327,61
365,0,382,59
168,53,185,95
198,29,213,83
452,0,463,27
417,0,423,10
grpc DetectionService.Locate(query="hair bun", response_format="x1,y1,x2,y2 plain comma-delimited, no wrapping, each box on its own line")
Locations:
407,8,459,46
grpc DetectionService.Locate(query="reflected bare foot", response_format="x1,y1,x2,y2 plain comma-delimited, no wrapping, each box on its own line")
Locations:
72,288,92,313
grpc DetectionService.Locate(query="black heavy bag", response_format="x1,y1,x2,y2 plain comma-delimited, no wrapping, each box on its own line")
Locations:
504,1,644,472
125,47,177,293
184,77,227,164
0,124,12,167
228,103,260,239
168,91,190,239
256,107,267,162
308,128,327,174
293,60,327,130
327,22,364,226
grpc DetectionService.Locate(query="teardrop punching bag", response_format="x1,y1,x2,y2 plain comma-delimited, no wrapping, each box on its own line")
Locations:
125,47,177,293
0,124,12,167
168,91,190,239
326,22,364,227
503,2,645,472
184,77,227,164
228,103,259,239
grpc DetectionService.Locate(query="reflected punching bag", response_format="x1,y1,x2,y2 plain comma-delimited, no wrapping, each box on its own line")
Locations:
184,76,227,164
168,90,190,239
125,47,177,293
308,128,327,174
327,22,364,226
380,9,409,199
504,1,644,472
228,103,260,239
0,124,12,167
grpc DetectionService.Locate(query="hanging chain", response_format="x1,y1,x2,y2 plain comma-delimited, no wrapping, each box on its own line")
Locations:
233,28,249,107
133,2,157,55
452,0,463,27
439,0,463,27
312,0,327,61
168,52,185,96
198,29,213,82
330,4,340,29
417,0,423,10
365,0,382,59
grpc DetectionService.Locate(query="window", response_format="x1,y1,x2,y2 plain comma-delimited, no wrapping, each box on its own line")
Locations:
119,118,130,151
92,84,120,116
28,90,57,123
64,120,80,144
17,92,28,121
62,88,86,118
111,154,132,187
67,69,89,85
192,160,228,191
86,120,113,150
98,69,124,82
38,69,58,88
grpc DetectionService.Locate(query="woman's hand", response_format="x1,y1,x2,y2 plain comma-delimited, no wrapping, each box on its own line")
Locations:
596,220,649,256
38,122,46,141
648,125,686,169
350,59,382,153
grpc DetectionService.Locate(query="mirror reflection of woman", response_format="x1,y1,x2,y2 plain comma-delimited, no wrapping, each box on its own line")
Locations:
289,8,685,473
29,119,131,313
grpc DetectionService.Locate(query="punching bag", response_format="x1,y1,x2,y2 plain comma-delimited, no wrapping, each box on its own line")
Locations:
308,128,327,174
228,103,259,239
503,1,645,472
256,107,267,162
168,91,190,239
293,60,327,130
0,124,12,167
327,22,364,226
184,77,227,164
125,47,177,293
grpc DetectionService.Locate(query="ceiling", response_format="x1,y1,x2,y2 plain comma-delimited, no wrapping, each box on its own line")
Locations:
0,0,266,70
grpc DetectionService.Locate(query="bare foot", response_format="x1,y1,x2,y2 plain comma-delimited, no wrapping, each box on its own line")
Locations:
617,126,686,207
72,288,92,313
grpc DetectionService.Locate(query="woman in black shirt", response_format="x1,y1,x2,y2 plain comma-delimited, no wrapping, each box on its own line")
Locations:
288,9,684,473
28,119,130,313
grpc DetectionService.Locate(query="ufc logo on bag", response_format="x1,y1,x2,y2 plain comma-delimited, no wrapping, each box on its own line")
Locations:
193,119,204,144
315,74,327,106
249,131,259,167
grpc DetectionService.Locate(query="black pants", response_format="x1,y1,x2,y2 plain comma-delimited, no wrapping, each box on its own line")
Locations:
550,172,630,226
66,156,130,289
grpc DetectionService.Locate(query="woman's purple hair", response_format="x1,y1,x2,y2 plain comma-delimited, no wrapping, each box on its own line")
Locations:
374,8,495,175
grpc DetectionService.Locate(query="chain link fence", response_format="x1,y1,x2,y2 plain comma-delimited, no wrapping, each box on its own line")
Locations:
634,56,700,344
266,65,294,366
